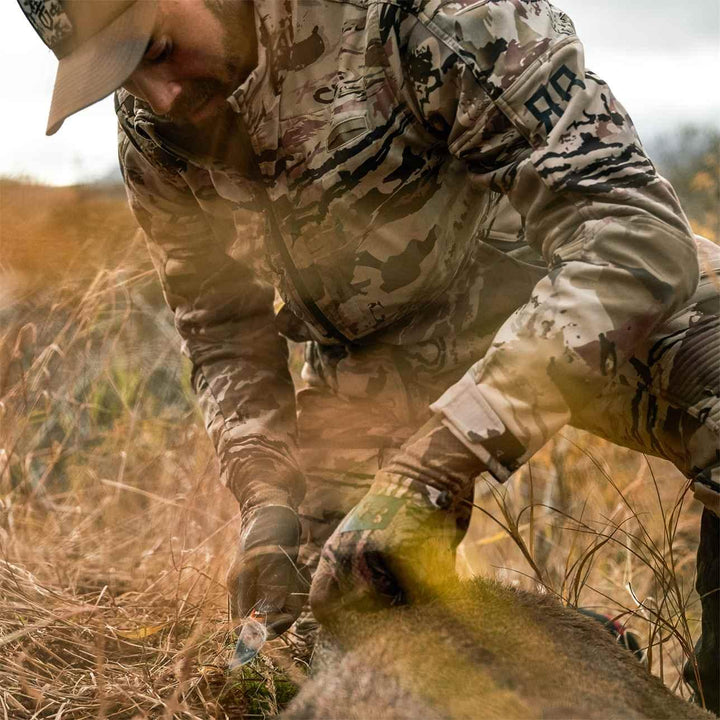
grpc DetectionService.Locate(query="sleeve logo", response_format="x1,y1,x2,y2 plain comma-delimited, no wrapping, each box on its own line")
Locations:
525,64,586,134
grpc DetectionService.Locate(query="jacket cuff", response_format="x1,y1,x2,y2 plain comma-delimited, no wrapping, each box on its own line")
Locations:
430,374,526,483
228,457,305,515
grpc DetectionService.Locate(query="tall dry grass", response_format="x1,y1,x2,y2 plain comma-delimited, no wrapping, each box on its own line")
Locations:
459,433,703,697
1,181,301,718
0,130,717,719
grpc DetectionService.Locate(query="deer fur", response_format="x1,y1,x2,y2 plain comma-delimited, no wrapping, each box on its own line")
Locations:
284,579,713,719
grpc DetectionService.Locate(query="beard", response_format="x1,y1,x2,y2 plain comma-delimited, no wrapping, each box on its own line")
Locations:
149,0,260,172
163,78,228,124
166,0,258,126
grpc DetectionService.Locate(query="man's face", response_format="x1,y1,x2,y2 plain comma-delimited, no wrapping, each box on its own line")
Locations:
122,0,257,125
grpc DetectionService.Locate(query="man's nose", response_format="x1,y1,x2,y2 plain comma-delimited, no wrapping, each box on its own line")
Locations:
125,70,182,116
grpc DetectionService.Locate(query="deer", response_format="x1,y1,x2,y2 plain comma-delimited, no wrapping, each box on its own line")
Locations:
283,577,714,720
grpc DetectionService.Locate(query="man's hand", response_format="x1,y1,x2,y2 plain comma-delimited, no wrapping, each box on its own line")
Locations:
309,471,464,622
309,418,484,624
227,505,306,638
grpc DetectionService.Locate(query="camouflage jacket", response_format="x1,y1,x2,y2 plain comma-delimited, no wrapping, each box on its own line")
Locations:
117,0,698,505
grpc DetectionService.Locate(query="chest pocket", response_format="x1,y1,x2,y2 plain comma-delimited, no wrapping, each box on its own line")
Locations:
276,6,409,253
327,115,370,151
322,10,401,160
280,3,401,161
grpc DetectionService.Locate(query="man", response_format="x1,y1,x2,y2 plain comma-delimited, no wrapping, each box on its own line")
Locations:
18,0,719,711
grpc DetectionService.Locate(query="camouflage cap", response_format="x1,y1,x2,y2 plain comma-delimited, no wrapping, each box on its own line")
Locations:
17,0,158,135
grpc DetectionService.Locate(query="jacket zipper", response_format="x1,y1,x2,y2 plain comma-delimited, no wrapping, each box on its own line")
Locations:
261,194,356,347
126,94,353,347
228,102,355,346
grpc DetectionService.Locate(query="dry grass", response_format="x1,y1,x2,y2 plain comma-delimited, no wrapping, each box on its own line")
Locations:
1,181,302,718
0,156,717,718
460,434,704,698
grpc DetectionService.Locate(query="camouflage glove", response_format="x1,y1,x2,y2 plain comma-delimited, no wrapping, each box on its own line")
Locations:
309,417,485,623
227,503,306,639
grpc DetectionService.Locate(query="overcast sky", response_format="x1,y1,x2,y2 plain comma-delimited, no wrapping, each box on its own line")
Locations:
1,0,718,185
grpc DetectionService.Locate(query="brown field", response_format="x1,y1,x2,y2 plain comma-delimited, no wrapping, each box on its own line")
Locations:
0,134,717,719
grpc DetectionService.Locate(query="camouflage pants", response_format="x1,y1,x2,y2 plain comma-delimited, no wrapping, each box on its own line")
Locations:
295,237,719,708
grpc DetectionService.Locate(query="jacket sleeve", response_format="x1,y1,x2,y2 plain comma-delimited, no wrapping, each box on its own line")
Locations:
118,126,304,511
402,0,699,479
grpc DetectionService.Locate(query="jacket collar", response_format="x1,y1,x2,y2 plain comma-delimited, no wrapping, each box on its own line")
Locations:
227,0,295,171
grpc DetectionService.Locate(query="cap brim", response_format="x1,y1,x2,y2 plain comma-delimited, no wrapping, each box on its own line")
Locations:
46,0,158,135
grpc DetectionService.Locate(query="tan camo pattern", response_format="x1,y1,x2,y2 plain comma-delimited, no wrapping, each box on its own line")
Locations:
116,0,716,508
